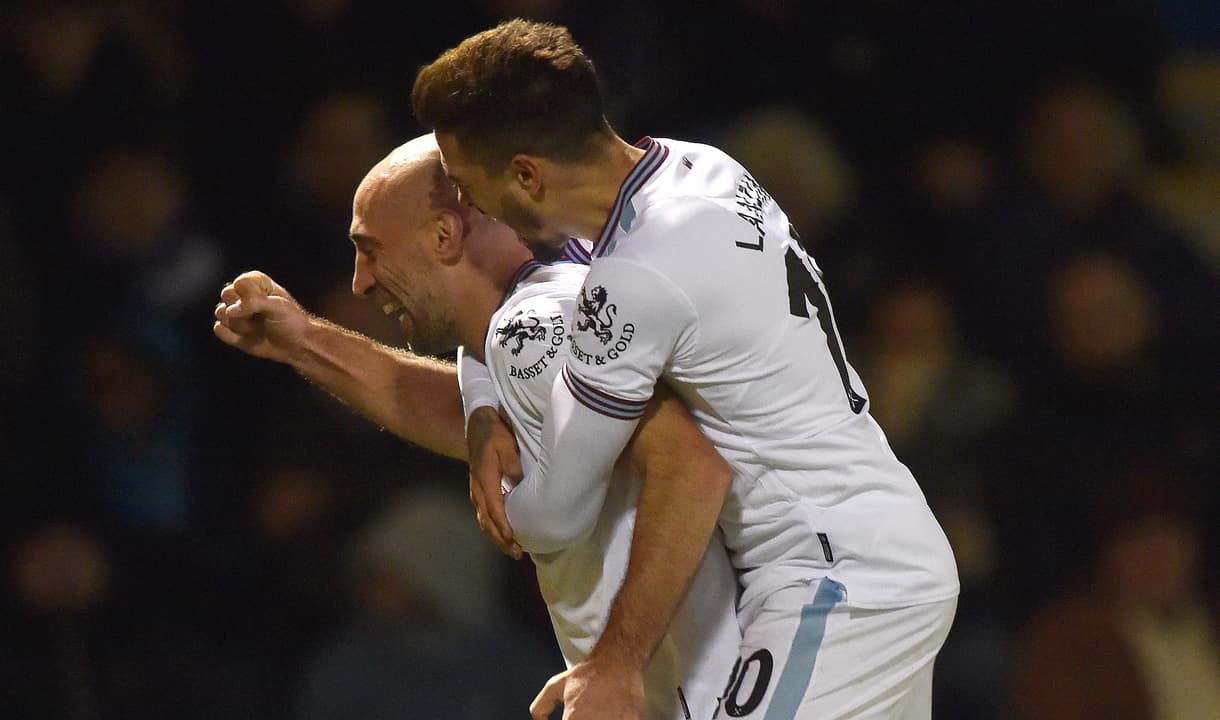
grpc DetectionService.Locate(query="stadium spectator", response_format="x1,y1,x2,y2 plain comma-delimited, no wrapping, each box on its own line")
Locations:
1012,466,1220,720
295,488,556,720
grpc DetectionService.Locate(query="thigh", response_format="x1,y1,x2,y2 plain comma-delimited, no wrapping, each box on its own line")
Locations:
712,580,956,720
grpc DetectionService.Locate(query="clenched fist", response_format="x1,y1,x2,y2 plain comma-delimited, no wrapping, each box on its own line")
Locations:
213,270,311,364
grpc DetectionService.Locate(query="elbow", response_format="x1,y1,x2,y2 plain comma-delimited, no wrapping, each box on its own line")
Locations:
677,445,732,502
708,456,733,500
515,525,594,555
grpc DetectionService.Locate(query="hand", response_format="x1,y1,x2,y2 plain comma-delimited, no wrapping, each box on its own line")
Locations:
467,405,524,558
529,657,645,720
213,271,310,364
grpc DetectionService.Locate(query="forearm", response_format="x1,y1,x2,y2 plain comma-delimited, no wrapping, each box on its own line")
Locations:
291,315,467,460
591,396,732,668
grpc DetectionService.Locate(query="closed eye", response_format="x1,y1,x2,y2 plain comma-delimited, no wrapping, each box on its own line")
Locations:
351,233,379,256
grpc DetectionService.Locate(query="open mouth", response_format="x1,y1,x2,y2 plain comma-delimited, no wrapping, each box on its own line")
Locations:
381,300,409,327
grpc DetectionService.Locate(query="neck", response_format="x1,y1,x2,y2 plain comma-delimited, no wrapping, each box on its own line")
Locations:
452,224,534,361
555,134,647,240
452,285,503,363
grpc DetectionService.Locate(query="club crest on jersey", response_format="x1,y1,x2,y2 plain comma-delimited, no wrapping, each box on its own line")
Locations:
498,311,567,380
571,285,636,366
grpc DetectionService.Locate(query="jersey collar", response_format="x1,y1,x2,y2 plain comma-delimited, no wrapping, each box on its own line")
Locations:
583,137,668,260
562,238,592,265
501,259,546,307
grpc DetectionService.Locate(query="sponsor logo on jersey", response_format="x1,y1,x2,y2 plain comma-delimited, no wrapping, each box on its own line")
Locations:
496,311,548,356
570,285,636,366
496,310,566,380
575,285,617,343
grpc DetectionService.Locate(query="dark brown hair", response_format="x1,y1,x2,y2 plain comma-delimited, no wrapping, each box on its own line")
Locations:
412,19,611,169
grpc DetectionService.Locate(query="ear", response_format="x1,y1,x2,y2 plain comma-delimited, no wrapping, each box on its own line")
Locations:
434,209,465,266
510,154,545,199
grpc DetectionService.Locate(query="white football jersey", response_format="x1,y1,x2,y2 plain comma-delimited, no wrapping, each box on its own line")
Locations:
478,260,741,720
559,138,959,622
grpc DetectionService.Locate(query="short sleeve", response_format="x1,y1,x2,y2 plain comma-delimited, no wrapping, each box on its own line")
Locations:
562,257,698,419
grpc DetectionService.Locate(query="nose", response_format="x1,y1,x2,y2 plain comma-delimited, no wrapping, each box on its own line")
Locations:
352,250,374,297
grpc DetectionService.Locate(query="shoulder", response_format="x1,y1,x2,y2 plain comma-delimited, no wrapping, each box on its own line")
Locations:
488,267,579,387
627,140,760,242
530,261,589,293
612,193,758,272
502,263,587,315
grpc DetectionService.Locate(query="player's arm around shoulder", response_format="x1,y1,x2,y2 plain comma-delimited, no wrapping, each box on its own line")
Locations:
530,384,732,720
622,384,732,502
502,255,704,553
605,381,733,665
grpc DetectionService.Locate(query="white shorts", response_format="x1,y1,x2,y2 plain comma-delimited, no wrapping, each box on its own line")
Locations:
712,579,957,719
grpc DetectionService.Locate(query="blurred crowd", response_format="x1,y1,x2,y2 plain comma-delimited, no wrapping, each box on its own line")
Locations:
1,1,1216,719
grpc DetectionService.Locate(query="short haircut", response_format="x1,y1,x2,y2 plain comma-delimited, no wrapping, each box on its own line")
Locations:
412,19,611,169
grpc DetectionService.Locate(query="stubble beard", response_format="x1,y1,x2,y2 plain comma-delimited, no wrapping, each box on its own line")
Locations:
501,191,568,261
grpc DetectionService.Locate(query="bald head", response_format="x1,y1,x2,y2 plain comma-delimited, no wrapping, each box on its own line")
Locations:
354,134,465,228
347,134,533,358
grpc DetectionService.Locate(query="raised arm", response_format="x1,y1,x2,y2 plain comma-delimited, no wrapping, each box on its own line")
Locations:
213,270,467,460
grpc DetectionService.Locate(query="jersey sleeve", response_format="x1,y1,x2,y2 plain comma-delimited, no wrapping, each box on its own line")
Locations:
503,258,698,554
562,256,698,412
484,295,576,465
457,347,498,421
504,370,637,553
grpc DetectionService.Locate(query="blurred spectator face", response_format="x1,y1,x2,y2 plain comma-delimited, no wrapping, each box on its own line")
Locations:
351,563,418,622
871,283,958,362
82,334,167,435
291,94,393,211
1097,469,1200,611
72,148,185,258
348,489,500,626
1022,83,1142,215
14,2,104,96
1102,514,1199,611
916,138,993,211
1159,57,1220,165
253,464,336,543
865,283,959,439
12,524,111,615
1049,253,1158,374
723,107,855,239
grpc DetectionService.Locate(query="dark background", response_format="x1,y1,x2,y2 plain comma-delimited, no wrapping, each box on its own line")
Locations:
1,1,1217,718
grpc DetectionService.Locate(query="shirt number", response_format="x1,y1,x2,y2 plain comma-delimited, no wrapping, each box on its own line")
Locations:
784,232,866,414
